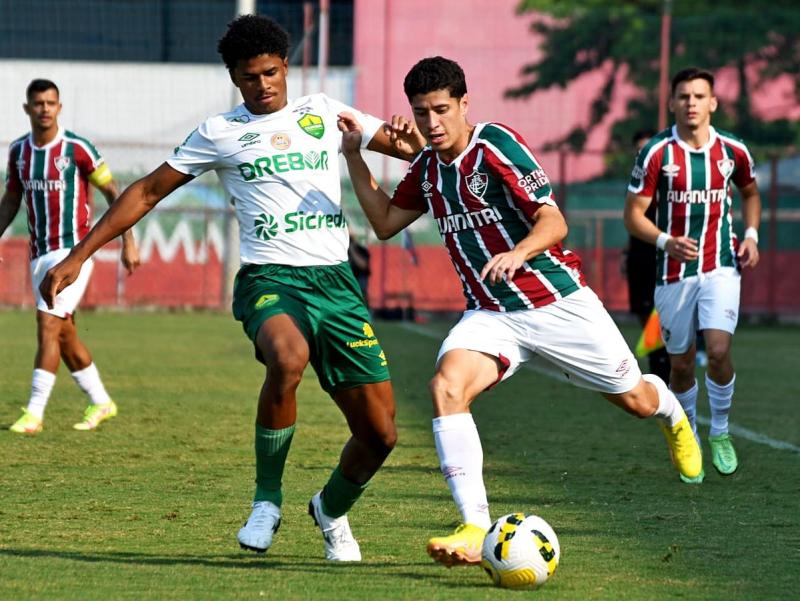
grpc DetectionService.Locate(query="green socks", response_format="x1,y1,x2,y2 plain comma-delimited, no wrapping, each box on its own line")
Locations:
253,423,295,506
320,465,368,518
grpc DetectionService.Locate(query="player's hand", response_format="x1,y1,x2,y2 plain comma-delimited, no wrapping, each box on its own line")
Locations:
385,114,425,158
337,112,363,154
664,235,699,262
480,250,525,285
40,256,83,309
737,238,759,268
121,236,141,275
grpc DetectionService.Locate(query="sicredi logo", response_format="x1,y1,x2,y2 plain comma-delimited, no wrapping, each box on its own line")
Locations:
253,210,347,240
237,151,329,180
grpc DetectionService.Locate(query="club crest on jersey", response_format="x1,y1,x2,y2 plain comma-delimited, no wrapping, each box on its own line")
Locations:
54,156,71,173
465,170,488,198
717,158,735,178
662,163,680,179
271,133,291,150
297,114,325,139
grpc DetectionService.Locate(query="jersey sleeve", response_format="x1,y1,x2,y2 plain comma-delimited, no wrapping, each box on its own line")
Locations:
323,94,383,150
731,142,756,189
390,154,429,213
5,143,22,194
627,144,661,197
167,121,219,176
71,136,112,187
479,123,556,221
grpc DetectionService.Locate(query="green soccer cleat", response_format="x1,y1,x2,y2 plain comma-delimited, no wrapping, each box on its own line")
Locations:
9,408,43,435
73,401,118,431
659,416,703,480
426,523,487,567
709,433,738,475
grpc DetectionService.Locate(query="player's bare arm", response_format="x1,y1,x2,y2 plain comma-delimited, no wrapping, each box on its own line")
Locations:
480,204,567,285
40,162,193,306
364,113,425,161
96,178,141,275
624,191,698,262
339,113,422,239
0,189,23,263
737,181,762,268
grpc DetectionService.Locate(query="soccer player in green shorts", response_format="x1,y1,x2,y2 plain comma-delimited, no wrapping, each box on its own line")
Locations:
40,15,423,561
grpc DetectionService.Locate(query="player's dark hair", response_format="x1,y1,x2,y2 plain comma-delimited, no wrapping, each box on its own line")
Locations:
403,57,467,102
671,67,715,96
632,128,657,147
217,14,289,72
26,79,59,101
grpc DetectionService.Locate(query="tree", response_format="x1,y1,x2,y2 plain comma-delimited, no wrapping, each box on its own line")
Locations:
508,0,800,173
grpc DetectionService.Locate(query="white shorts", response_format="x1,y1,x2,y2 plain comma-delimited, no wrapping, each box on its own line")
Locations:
30,248,94,318
654,267,740,354
437,287,642,395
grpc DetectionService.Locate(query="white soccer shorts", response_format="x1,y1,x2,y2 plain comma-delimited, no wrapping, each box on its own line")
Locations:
654,267,741,354
437,287,642,395
30,248,94,318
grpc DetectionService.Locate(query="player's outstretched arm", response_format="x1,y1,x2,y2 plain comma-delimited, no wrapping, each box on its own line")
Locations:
624,191,698,262
339,113,422,239
737,181,761,268
366,114,426,161
40,163,193,307
96,178,141,275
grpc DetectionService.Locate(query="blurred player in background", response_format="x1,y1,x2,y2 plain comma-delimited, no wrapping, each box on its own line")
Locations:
40,16,423,561
625,67,761,482
0,79,139,435
340,56,701,567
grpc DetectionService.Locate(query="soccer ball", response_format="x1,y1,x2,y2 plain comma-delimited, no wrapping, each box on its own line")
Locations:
480,512,560,590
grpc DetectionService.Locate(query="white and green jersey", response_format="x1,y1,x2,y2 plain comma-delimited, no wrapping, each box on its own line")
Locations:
168,94,382,266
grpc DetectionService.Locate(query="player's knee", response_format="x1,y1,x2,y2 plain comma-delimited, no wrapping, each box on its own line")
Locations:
704,342,730,367
429,373,467,414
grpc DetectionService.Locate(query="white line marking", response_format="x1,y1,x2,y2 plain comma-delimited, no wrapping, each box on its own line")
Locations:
398,321,800,455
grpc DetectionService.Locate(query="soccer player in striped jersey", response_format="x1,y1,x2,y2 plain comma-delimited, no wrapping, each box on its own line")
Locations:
39,16,423,561
624,67,762,482
340,56,701,567
0,79,139,435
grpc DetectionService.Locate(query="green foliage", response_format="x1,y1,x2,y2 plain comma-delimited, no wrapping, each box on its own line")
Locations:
511,1,800,172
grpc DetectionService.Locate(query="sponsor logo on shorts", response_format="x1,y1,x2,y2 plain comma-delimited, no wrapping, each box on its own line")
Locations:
725,308,737,321
254,294,280,310
362,322,374,338
441,465,465,480
346,323,380,350
297,113,325,139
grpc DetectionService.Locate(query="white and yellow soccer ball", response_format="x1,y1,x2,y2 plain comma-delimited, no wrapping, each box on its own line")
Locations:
480,512,560,590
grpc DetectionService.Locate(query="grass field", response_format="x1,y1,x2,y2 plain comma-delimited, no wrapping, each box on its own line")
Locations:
1,309,798,600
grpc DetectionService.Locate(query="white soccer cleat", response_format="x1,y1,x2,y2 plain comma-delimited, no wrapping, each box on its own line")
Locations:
308,491,362,561
237,501,281,553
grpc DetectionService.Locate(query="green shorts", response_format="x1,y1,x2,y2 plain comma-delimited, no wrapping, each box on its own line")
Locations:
232,262,390,394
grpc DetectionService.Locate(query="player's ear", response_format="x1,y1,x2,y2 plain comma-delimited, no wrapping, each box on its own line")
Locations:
460,93,469,117
709,94,718,114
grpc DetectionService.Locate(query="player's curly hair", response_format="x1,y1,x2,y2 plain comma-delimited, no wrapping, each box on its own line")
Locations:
217,14,289,72
403,57,467,102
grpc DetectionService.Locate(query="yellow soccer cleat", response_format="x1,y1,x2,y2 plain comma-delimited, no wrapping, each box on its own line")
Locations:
73,401,118,431
9,408,43,435
427,523,487,567
660,416,703,480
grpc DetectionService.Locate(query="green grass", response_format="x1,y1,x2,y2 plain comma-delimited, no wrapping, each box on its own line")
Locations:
1,310,798,600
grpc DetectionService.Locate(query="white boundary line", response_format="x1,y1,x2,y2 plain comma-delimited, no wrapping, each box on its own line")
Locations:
398,321,800,455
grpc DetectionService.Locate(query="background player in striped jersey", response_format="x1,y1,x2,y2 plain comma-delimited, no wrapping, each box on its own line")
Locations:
39,16,423,561
0,79,139,435
624,67,762,482
339,56,701,567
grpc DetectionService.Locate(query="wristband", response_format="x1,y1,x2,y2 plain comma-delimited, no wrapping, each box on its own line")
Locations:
744,227,759,244
655,232,672,250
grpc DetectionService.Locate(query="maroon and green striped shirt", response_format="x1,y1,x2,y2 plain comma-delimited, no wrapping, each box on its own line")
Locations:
5,127,111,260
628,125,755,284
391,122,585,312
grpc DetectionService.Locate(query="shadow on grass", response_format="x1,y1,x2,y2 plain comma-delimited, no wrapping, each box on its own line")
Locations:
0,547,490,588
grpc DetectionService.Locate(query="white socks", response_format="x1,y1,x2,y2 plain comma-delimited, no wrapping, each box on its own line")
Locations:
71,363,112,406
27,368,56,419
706,373,735,437
432,413,492,530
642,373,684,427
673,379,699,436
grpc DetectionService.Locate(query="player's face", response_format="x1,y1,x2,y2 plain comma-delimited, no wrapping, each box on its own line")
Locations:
232,54,288,115
24,89,61,133
410,89,470,161
670,78,717,131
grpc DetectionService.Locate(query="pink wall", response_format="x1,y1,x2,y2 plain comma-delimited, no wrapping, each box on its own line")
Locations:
353,0,638,181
